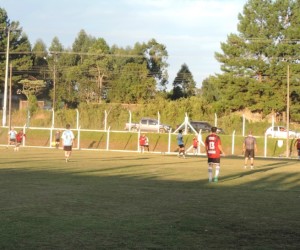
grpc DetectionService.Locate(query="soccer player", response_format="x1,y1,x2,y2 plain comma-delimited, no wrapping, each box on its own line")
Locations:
205,127,225,182
294,136,300,160
8,127,17,147
192,136,199,155
55,130,61,149
61,124,75,162
243,131,257,169
139,134,146,153
15,129,25,152
177,129,186,158
144,135,150,152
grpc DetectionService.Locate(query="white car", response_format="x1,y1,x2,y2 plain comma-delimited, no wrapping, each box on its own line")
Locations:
265,126,296,138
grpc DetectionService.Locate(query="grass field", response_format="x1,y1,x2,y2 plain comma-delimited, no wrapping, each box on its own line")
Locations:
0,147,299,249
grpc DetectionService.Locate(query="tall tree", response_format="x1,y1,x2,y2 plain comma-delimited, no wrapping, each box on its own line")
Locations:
32,39,48,79
72,29,96,64
80,38,111,103
47,37,64,108
171,63,196,100
202,0,300,118
142,39,169,91
0,8,32,89
18,78,46,113
110,62,156,103
130,39,169,90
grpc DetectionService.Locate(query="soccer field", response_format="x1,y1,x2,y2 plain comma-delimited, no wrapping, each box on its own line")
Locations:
0,148,299,249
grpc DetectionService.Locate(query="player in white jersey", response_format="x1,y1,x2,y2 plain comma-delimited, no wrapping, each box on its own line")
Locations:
61,124,75,162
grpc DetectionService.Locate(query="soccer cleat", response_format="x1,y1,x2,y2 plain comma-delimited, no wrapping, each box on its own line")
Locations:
214,177,218,183
250,165,254,169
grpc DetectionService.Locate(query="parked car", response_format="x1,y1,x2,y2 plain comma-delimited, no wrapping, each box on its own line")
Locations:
125,117,172,133
189,121,225,134
265,126,296,138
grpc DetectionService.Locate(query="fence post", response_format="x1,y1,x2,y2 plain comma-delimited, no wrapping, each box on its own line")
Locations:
168,129,172,153
52,108,55,127
106,126,110,150
264,133,267,157
232,130,236,155
49,108,55,147
137,129,141,152
184,113,188,134
50,128,53,147
157,111,160,133
128,110,132,132
104,110,108,131
77,126,81,150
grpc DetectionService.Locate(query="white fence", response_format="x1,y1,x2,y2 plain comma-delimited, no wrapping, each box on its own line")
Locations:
1,124,297,159
1,109,296,158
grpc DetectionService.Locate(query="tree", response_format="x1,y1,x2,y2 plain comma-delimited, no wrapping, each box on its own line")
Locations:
142,39,169,91
171,63,196,100
32,39,48,79
202,0,300,118
47,37,65,108
0,8,32,90
18,78,46,113
73,38,111,104
58,30,98,106
72,29,96,64
110,62,156,103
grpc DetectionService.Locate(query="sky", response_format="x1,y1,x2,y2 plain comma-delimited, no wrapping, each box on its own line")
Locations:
0,0,247,89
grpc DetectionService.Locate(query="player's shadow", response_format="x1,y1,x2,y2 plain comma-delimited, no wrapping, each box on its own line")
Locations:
220,161,291,182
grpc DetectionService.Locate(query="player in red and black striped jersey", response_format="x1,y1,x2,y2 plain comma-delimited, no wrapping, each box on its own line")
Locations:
205,127,225,183
294,136,300,160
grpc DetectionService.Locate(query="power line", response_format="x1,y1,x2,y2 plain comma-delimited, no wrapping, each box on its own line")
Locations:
0,50,166,59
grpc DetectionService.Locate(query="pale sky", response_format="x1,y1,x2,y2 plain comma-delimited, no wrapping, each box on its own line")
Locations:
0,0,247,89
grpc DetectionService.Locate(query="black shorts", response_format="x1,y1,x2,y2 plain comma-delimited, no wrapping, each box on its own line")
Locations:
178,144,184,148
64,145,72,151
208,158,220,164
245,149,255,158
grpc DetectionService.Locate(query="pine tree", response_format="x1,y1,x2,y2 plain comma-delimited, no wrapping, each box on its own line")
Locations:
0,8,32,89
171,63,196,100
202,0,300,119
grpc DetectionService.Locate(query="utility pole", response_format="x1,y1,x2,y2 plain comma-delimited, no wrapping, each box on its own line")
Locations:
2,28,10,127
286,65,290,158
8,63,12,130
53,62,56,110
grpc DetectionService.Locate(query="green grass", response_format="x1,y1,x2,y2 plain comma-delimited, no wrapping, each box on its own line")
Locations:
0,148,299,249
